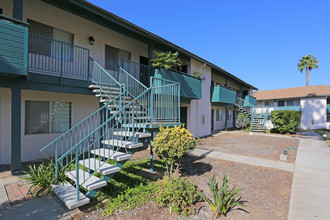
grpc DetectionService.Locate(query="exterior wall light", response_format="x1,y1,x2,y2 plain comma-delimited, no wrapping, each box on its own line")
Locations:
89,36,95,45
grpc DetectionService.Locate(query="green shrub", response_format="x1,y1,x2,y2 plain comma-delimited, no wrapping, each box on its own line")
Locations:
236,113,250,129
199,173,245,218
153,125,196,178
151,51,182,70
192,70,202,79
19,161,66,196
154,177,200,216
271,110,302,134
103,183,156,216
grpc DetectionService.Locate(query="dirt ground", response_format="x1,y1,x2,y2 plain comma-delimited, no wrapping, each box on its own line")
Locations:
198,131,300,163
77,148,293,220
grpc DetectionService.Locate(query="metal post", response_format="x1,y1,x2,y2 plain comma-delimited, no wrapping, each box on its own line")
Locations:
149,134,154,173
60,43,63,85
225,106,228,131
75,147,80,201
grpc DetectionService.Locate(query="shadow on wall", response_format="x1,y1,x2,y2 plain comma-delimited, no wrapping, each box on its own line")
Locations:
301,99,326,129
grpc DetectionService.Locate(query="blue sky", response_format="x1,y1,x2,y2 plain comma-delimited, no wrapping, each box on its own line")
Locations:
88,0,330,90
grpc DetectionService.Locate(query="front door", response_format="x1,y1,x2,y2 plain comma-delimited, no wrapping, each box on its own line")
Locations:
211,109,214,130
139,56,149,87
180,107,188,128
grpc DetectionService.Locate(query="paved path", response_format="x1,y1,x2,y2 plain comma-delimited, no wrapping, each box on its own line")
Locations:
0,171,71,220
288,132,330,220
191,148,294,172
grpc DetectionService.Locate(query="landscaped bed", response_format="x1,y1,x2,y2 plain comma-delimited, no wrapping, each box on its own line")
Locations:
76,149,292,220
198,131,300,163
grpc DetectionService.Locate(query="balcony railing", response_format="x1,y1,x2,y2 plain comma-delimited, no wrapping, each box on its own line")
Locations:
152,69,201,99
274,106,302,111
28,33,90,80
244,95,256,107
211,85,236,104
0,14,28,76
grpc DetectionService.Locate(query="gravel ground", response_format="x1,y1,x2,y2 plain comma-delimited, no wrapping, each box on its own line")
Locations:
77,152,293,220
198,131,300,163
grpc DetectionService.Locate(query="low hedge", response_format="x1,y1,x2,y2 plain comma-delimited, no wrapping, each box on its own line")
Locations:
271,110,302,134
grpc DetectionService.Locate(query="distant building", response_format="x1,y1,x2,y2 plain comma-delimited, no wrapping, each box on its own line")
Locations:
253,85,330,130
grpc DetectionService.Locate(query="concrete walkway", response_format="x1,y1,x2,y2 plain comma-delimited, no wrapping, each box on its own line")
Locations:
288,132,330,220
192,148,295,172
0,171,71,220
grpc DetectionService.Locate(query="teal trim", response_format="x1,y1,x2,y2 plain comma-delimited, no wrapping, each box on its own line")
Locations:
274,106,302,111
153,69,201,99
0,74,92,95
0,14,28,77
211,86,236,104
11,87,21,172
327,105,330,114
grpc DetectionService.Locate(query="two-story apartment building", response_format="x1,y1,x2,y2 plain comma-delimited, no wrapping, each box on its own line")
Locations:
254,85,330,130
0,0,257,172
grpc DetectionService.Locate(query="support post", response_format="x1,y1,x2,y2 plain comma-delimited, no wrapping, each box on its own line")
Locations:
11,86,21,172
225,106,228,131
149,134,154,173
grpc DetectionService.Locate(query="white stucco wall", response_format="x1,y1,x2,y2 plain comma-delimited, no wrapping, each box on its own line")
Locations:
189,59,211,137
300,97,327,130
22,0,148,67
0,88,12,165
0,89,99,164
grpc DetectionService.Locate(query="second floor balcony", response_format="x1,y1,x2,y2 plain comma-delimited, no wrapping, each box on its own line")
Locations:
211,85,236,104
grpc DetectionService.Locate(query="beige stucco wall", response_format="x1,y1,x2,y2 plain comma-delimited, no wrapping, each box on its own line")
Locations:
22,0,148,67
189,59,211,137
0,1,13,17
0,88,11,165
17,90,99,163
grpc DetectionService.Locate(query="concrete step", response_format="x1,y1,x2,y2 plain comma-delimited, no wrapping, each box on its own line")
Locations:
92,89,121,94
65,169,107,191
101,99,131,103
90,148,132,161
89,84,120,91
113,131,151,138
79,158,120,176
51,183,90,210
116,116,151,120
95,94,132,100
101,139,143,149
109,110,146,114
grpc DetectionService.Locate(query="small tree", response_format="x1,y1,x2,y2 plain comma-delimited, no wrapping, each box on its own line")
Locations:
151,51,182,70
152,125,196,178
236,113,250,129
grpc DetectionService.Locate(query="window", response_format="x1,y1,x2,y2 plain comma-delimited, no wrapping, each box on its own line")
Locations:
28,19,74,60
25,101,71,134
265,101,269,107
278,101,285,107
228,110,232,120
287,100,293,106
327,114,330,122
216,109,222,121
105,45,131,73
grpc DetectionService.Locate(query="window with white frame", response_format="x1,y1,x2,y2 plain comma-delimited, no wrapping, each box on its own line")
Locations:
278,101,285,107
265,101,269,107
219,109,223,121
228,110,232,120
28,19,74,61
25,101,71,134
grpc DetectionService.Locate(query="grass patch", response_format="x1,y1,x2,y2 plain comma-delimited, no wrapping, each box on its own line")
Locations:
315,130,330,147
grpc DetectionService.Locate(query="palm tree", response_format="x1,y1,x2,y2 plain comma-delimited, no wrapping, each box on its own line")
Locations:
297,55,319,86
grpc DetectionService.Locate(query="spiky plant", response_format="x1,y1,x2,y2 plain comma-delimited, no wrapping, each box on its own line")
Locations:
199,173,245,218
297,55,319,86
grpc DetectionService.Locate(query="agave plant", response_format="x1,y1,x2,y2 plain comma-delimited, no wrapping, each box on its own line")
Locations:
19,160,66,197
199,173,245,218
